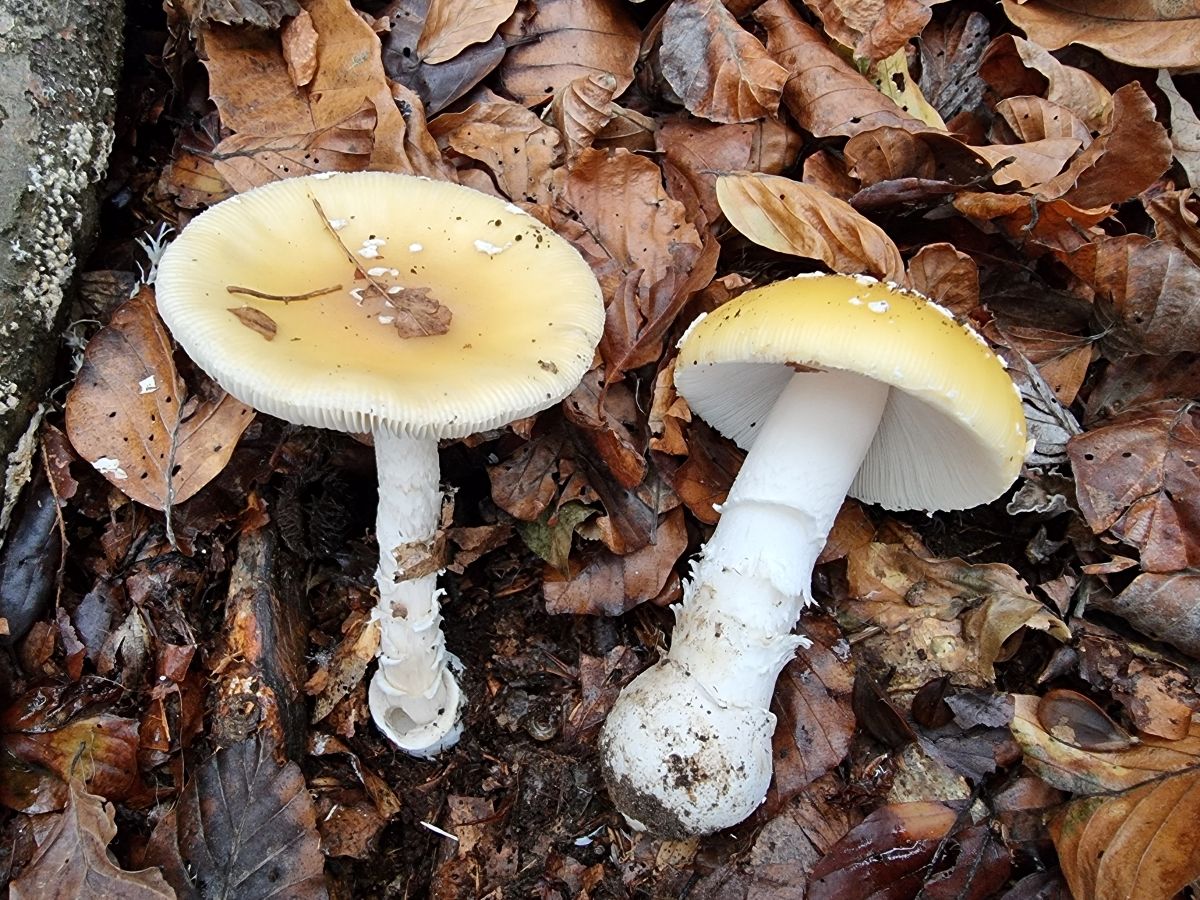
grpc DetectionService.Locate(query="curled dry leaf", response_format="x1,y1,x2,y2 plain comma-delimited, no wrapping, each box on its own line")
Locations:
1092,572,1200,660
560,148,712,378
1157,69,1200,186
416,0,517,65
1068,400,1200,573
9,780,173,900
802,0,933,62
496,0,640,106
905,243,979,318
548,73,619,162
716,172,906,282
430,100,562,204
1002,0,1200,70
1145,188,1200,267
659,0,788,124
979,34,1112,131
755,0,928,138
964,589,1071,677
64,290,255,512
996,95,1090,144
1036,689,1137,752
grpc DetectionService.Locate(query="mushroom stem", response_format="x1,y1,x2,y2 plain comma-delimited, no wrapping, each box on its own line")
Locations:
601,369,889,836
366,427,463,757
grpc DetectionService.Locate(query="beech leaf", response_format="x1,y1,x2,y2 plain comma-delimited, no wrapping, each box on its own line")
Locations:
716,172,905,282
10,780,174,900
1002,0,1200,70
64,290,254,512
416,0,517,65
660,0,788,124
802,0,933,62
1092,572,1200,660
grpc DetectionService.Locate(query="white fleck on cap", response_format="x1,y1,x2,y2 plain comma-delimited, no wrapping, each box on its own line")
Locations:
155,172,605,439
674,273,1027,512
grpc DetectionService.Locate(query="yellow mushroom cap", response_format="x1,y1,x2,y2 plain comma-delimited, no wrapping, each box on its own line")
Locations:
154,172,604,439
674,273,1028,512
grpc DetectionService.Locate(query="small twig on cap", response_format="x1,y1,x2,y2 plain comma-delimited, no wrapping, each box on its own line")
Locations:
225,284,342,303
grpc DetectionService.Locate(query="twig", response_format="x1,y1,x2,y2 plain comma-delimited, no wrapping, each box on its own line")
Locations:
225,284,342,303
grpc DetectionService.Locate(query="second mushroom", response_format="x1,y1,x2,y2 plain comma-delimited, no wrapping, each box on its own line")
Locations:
155,172,604,756
600,273,1028,836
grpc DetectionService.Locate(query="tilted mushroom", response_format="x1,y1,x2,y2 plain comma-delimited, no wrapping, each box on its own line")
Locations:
600,273,1028,835
155,172,604,756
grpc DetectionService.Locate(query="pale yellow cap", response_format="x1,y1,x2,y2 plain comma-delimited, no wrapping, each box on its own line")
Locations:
674,273,1027,511
155,172,604,439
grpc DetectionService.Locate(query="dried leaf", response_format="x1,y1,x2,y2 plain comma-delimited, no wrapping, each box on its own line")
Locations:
1012,694,1200,795
803,0,932,62
9,780,173,900
755,0,928,138
430,100,561,204
488,428,564,522
964,590,1071,677
1157,69,1200,186
868,48,946,130
906,243,979,318
1036,689,1137,752
996,95,1090,144
548,73,620,162
560,148,712,378
918,10,990,121
496,0,640,105
716,172,906,281
64,290,254,511
768,614,855,808
562,371,646,491
308,613,380,722
973,137,1081,188
658,115,803,231
282,9,318,87
416,0,517,65
212,107,376,192
660,0,787,124
1092,572,1200,660
1002,0,1200,70
228,306,278,340
1053,767,1200,900
145,737,327,899
542,508,687,615
979,34,1112,131
1068,401,1200,572
0,715,144,805
517,501,596,572
1145,188,1200,267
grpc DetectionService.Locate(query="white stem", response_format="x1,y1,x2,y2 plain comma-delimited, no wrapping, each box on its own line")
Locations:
366,427,463,757
601,369,889,836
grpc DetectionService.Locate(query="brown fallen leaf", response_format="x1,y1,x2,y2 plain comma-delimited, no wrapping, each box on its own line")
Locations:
659,0,787,124
496,0,640,105
906,242,979,319
1011,693,1200,794
144,736,328,898
1092,571,1200,661
542,508,687,615
658,115,802,232
9,780,173,900
416,0,516,65
716,172,906,282
548,73,619,163
917,10,990,122
803,0,933,62
755,0,928,138
228,306,278,340
988,320,1095,406
1145,188,1200,268
996,95,1090,144
767,613,855,809
488,426,565,522
1052,767,1200,900
1157,70,1200,186
868,48,947,130
430,99,562,204
1068,400,1200,572
648,360,691,456
979,34,1112,131
1002,0,1200,70
1036,689,1137,752
561,369,646,491
381,0,507,115
559,148,714,378
282,8,318,87
1086,352,1200,424
64,289,255,512
179,0,297,28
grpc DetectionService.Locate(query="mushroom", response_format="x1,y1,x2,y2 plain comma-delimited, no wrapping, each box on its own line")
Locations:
154,172,604,756
600,273,1028,836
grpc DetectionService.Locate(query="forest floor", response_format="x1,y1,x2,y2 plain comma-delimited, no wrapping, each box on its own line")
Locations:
2,0,1200,897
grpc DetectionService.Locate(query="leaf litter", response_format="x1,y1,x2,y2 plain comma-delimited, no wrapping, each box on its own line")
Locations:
7,0,1200,896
